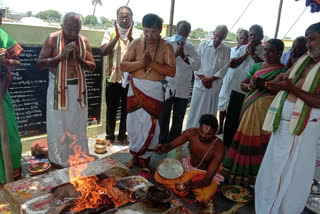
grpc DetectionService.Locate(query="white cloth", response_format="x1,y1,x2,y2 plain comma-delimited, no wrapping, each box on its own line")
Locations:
218,46,239,111
164,36,201,99
47,73,89,167
186,40,230,129
186,87,220,129
255,100,320,214
229,44,265,94
127,78,163,159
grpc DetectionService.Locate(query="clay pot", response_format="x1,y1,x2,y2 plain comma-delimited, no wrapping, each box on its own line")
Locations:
94,139,107,154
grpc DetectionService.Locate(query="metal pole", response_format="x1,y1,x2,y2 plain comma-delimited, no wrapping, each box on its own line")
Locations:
274,0,284,38
230,0,254,32
168,0,175,36
283,7,307,39
0,83,14,183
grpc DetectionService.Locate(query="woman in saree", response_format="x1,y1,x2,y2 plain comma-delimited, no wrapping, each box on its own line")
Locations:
0,11,23,184
221,39,287,187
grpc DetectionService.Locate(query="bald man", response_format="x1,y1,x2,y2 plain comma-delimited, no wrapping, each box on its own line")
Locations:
37,12,96,168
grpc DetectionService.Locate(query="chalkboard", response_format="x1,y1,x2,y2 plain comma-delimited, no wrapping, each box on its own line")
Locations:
9,46,103,138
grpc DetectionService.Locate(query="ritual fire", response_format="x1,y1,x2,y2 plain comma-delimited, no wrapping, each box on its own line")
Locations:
63,132,135,212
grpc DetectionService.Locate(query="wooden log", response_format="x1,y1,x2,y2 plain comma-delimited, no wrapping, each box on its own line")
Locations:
0,81,14,183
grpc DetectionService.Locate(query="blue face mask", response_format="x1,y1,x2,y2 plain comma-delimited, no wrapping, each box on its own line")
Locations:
174,34,187,43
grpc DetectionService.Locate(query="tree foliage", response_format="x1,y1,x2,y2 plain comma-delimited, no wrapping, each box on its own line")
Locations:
36,10,62,22
91,0,103,16
26,11,32,17
190,28,208,39
100,16,112,28
83,15,98,25
135,22,143,30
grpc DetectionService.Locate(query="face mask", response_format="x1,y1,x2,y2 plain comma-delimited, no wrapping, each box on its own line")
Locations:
174,34,187,43
117,21,129,40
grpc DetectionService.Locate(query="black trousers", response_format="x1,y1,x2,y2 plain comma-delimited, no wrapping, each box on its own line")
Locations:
105,82,128,141
158,96,188,144
223,90,245,148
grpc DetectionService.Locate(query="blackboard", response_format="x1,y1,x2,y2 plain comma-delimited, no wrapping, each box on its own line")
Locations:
9,46,103,138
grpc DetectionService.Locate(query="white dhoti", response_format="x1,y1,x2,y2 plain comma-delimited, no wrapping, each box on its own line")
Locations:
47,73,89,167
186,83,222,129
127,78,163,159
218,69,234,111
255,100,320,214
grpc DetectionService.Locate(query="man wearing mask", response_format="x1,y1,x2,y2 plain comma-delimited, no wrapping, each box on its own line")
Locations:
101,6,142,145
223,24,265,147
158,20,200,145
186,25,230,130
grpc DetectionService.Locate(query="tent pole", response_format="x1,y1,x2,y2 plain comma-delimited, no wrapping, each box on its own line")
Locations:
274,0,284,38
169,0,175,36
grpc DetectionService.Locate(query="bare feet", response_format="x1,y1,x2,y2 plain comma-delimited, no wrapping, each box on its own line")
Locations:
126,157,138,168
105,139,113,147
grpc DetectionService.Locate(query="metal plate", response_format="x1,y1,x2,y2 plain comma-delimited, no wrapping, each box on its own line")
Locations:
307,195,320,214
156,158,184,180
221,185,253,203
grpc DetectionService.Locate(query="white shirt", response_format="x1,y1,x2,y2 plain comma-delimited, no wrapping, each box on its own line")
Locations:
194,40,231,91
165,37,201,99
229,44,265,94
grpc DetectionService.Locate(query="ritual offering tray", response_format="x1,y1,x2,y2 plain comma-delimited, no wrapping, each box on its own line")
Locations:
28,161,51,176
156,158,184,180
221,185,253,203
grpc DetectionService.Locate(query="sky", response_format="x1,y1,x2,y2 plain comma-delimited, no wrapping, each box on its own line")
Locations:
1,0,319,39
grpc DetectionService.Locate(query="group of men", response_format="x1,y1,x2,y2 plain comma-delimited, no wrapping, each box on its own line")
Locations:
1,4,320,214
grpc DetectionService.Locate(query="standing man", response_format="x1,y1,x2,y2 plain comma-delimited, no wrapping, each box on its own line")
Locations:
223,24,265,147
217,30,248,134
101,6,141,145
255,22,320,214
186,25,230,129
281,36,307,68
37,12,96,168
120,14,175,168
0,10,23,183
158,20,200,144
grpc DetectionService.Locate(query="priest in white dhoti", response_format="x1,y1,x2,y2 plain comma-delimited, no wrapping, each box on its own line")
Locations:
120,14,175,168
186,25,230,129
37,13,96,168
255,22,320,214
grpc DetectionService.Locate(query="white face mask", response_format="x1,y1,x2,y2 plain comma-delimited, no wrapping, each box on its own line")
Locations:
117,21,129,40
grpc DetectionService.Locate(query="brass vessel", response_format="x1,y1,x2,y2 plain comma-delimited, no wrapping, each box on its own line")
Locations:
94,138,107,154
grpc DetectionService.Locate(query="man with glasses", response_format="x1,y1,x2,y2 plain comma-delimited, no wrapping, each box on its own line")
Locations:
120,14,175,168
101,6,141,146
186,25,230,130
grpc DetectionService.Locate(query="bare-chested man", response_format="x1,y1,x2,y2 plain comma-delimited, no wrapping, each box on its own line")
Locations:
255,22,320,214
120,13,175,169
154,114,224,213
37,12,96,168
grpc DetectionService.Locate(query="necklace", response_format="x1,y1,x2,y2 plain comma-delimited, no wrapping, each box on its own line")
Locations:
195,137,219,169
143,38,160,75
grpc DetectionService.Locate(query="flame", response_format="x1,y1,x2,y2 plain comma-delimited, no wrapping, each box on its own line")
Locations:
65,131,134,212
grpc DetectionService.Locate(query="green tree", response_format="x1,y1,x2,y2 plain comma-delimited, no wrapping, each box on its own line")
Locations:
100,16,112,28
91,0,103,16
36,10,61,22
26,11,32,17
135,22,143,30
84,15,98,25
190,28,208,39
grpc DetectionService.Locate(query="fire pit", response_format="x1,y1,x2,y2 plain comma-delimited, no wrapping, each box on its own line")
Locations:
49,173,136,214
